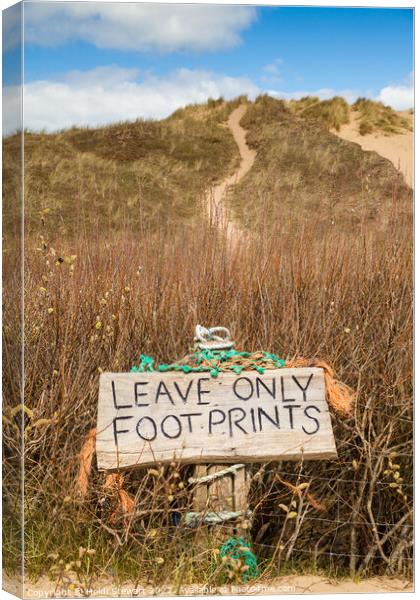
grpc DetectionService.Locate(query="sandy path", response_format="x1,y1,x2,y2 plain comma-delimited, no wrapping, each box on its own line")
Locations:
207,104,256,239
334,112,413,187
8,573,413,597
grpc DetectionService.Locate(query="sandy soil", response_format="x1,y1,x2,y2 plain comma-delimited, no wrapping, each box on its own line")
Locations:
207,105,256,239
334,112,413,187
3,573,413,598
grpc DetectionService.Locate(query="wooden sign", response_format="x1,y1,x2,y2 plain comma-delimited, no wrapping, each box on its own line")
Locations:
96,368,337,470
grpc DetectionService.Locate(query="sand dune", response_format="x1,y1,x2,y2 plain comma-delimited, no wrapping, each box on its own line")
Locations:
334,111,413,187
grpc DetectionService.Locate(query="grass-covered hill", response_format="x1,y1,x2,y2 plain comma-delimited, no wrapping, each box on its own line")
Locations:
289,95,351,131
3,98,242,237
3,95,411,238
229,95,411,231
289,95,412,135
353,97,412,135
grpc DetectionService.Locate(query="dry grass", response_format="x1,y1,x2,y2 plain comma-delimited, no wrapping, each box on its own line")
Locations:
3,203,413,586
2,97,413,590
2,99,242,237
229,95,411,230
2,95,411,238
288,95,412,137
289,96,350,131
353,98,412,136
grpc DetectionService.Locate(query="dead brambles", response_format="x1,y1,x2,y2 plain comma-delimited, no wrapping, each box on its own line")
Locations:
3,202,412,580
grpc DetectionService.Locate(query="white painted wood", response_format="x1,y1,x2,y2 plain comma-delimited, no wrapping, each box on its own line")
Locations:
96,368,337,470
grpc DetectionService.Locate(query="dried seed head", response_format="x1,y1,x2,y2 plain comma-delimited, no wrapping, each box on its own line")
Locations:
48,553,59,561
148,468,160,477
147,529,157,538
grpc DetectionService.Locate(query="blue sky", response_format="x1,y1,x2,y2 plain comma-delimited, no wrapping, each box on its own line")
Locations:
2,3,414,132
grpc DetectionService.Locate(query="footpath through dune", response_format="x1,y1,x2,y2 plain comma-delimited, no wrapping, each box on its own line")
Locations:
207,104,256,239
333,111,413,187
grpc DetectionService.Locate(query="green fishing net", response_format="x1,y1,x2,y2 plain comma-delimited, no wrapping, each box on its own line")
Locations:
131,348,285,377
219,536,259,582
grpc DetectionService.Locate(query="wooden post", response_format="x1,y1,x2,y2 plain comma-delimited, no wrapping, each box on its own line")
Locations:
191,463,251,545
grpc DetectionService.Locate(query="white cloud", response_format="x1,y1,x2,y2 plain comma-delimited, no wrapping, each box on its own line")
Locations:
6,66,259,133
3,85,21,135
376,74,414,110
377,85,413,110
4,62,413,135
268,87,361,104
261,58,283,85
269,73,414,111
263,58,283,77
23,4,256,52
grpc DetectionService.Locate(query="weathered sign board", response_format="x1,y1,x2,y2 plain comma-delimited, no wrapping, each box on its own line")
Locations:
96,368,337,470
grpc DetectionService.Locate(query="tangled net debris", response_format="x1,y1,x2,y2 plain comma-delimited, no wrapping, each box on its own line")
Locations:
219,536,259,582
131,349,286,377
130,348,354,417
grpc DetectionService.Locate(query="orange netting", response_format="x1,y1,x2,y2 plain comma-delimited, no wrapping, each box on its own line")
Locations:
285,358,354,417
104,473,135,522
76,427,97,498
